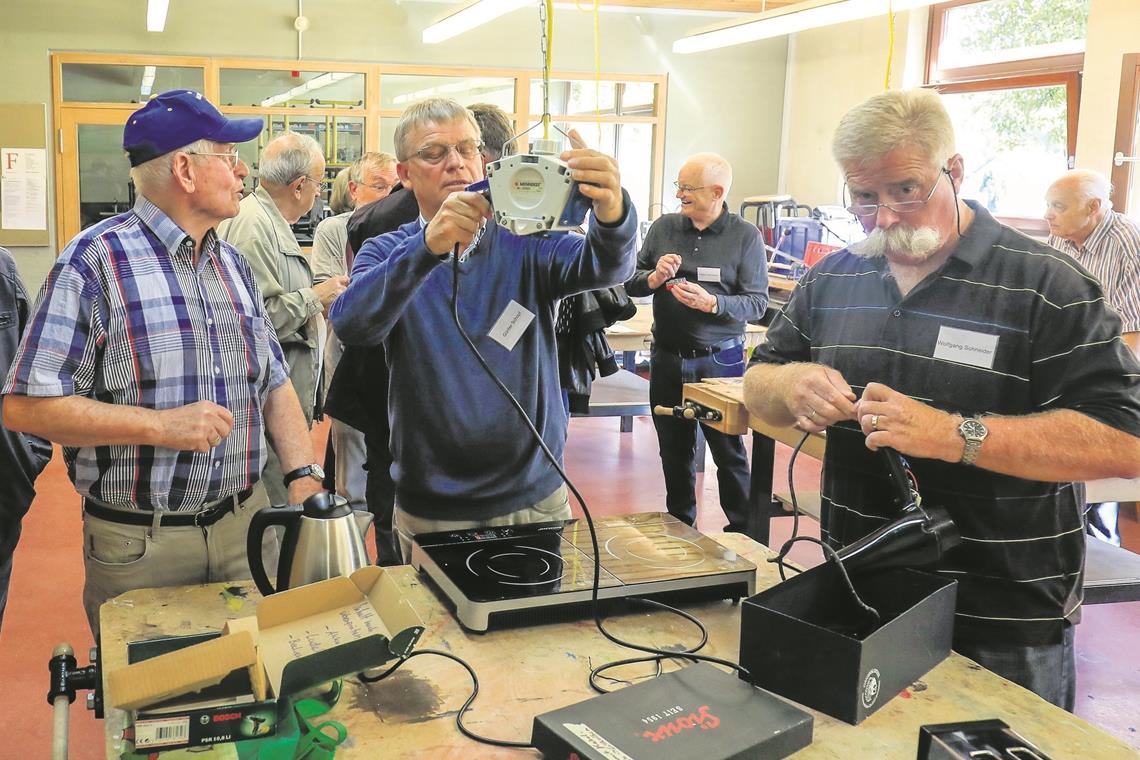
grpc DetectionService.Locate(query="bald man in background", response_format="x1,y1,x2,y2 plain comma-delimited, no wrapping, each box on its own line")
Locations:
219,132,348,507
626,153,767,533
1045,169,1140,546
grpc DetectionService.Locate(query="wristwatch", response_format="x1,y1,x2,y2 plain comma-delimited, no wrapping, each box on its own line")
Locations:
283,463,325,487
957,417,988,466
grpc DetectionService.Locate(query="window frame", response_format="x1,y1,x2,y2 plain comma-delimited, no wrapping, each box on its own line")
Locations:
926,0,1085,234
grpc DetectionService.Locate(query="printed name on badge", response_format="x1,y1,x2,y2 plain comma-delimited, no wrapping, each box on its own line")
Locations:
488,300,535,351
933,325,999,369
697,267,721,283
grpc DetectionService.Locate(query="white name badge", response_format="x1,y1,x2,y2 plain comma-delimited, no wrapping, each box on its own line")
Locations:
933,325,999,369
488,300,535,351
697,267,721,283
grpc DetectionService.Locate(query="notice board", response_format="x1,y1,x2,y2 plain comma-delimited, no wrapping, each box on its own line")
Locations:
0,103,50,247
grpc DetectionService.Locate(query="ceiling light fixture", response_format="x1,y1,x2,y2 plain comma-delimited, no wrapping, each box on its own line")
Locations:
146,0,170,33
260,71,356,108
422,0,535,45
673,0,938,54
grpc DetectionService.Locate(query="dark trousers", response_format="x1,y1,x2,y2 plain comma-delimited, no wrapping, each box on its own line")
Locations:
364,434,400,566
649,342,751,531
955,625,1076,711
0,523,18,633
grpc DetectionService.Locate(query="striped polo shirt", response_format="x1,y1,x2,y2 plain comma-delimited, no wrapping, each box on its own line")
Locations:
751,202,1140,647
2,198,289,512
1048,209,1140,333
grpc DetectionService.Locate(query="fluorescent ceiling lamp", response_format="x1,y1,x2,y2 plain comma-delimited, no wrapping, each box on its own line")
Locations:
146,0,170,32
673,0,938,54
392,77,510,105
423,0,535,45
260,72,356,108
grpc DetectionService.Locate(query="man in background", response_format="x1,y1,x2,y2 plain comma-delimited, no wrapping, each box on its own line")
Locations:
1044,168,1140,546
219,132,348,508
312,152,398,520
0,247,51,632
2,91,322,634
626,153,767,533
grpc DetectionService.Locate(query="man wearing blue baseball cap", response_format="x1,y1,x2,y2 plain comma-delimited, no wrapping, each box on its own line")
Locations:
1,90,324,635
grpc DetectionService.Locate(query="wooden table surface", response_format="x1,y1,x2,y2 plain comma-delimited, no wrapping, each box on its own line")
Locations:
100,535,1135,759
605,303,767,354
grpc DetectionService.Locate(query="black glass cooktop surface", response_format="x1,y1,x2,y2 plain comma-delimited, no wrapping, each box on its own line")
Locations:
410,512,756,630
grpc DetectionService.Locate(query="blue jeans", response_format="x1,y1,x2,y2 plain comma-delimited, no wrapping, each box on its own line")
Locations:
649,341,751,531
955,625,1076,711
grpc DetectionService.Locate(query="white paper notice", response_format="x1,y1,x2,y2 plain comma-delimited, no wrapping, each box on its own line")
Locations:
697,266,721,283
933,325,999,369
1,148,48,231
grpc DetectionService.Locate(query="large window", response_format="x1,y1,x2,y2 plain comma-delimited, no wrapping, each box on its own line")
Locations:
927,0,1088,228
52,53,667,246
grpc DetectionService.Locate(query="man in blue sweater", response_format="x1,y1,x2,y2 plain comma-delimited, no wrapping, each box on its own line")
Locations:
329,98,636,559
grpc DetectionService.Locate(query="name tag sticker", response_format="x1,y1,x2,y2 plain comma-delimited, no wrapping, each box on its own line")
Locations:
697,267,721,283
933,325,999,369
488,300,535,351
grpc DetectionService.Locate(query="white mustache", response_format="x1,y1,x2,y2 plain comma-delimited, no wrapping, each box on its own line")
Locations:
850,225,942,261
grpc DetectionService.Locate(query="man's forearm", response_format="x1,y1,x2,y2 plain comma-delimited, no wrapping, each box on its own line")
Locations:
263,382,322,503
1,394,159,447
962,409,1140,482
742,362,802,427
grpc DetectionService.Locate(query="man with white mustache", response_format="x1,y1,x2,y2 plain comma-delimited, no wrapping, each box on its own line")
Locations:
742,88,1140,711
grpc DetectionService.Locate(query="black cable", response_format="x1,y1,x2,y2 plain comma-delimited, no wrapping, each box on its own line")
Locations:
445,243,750,702
359,649,534,749
785,430,811,546
771,535,880,633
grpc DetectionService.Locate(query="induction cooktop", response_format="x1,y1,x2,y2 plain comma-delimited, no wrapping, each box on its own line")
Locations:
410,512,756,631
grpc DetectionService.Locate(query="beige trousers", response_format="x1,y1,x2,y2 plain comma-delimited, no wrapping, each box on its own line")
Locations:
393,485,571,563
81,483,277,636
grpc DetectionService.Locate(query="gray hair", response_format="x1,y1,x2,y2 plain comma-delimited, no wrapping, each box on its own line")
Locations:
129,137,215,193
349,151,397,183
393,98,480,162
832,89,956,174
1067,169,1113,209
687,152,732,197
259,131,324,186
470,103,516,160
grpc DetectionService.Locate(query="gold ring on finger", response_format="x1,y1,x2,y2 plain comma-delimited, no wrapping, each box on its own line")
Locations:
870,414,879,431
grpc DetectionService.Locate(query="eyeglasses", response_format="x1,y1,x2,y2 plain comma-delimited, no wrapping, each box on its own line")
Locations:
845,169,948,218
185,148,242,169
299,175,332,189
673,181,706,194
361,182,394,194
412,140,484,164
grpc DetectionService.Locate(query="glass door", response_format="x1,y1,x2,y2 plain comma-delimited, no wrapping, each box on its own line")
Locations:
56,108,135,245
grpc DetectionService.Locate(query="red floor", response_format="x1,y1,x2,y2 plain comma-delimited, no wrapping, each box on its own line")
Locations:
1,416,1137,757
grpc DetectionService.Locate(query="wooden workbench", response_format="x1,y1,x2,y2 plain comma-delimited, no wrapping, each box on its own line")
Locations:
100,534,1136,759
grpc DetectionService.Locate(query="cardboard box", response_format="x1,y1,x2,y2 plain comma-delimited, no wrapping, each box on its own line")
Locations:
739,564,957,725
108,566,424,751
531,663,813,759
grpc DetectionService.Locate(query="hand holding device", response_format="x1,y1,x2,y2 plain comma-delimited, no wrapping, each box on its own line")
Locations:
648,253,682,289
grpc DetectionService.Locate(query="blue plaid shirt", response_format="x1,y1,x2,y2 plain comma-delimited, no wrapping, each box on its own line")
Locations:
2,198,289,511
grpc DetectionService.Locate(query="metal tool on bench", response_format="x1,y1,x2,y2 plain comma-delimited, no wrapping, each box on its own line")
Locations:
653,400,723,422
48,642,103,760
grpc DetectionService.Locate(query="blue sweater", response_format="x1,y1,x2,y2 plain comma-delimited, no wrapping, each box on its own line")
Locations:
329,200,637,519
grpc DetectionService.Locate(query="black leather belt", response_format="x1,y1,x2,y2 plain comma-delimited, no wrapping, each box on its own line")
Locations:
82,488,253,528
658,337,743,359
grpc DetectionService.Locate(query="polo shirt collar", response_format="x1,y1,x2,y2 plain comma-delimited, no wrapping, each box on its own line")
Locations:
133,195,217,259
683,203,730,234
944,199,1000,272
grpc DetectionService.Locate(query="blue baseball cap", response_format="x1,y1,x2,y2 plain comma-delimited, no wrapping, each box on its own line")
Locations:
123,90,264,167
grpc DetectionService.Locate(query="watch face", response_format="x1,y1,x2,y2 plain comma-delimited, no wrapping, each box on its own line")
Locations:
311,464,326,480
960,419,987,440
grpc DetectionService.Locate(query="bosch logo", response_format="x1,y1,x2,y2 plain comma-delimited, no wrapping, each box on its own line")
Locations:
861,668,881,709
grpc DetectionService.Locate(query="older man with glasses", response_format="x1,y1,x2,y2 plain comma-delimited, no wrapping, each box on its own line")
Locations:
743,88,1140,710
219,132,349,509
330,97,637,559
626,153,768,534
1,90,324,635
